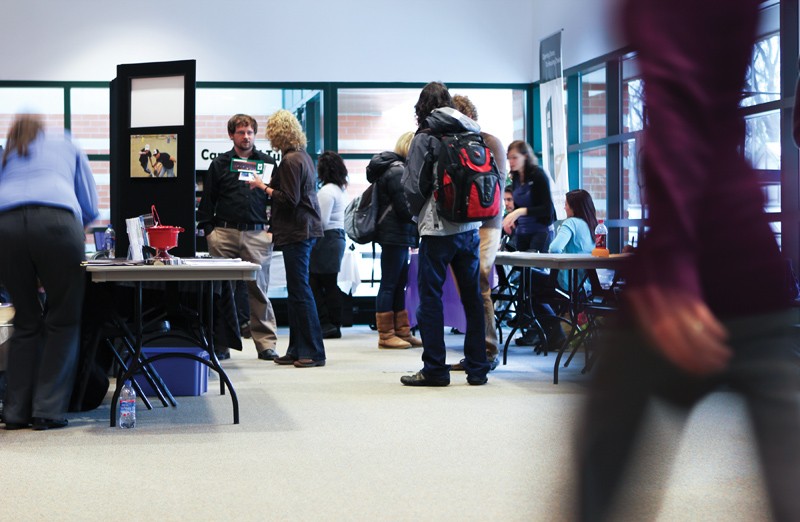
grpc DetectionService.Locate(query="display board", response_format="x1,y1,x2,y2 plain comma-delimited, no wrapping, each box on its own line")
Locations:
110,60,196,258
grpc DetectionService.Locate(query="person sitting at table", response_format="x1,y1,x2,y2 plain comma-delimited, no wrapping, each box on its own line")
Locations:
366,131,421,349
502,140,556,253
526,189,598,353
504,140,557,346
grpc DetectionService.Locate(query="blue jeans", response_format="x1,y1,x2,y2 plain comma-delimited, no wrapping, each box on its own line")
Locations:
376,244,409,312
417,230,489,380
281,239,325,361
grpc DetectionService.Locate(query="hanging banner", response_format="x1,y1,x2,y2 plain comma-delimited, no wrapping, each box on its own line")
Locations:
539,31,570,219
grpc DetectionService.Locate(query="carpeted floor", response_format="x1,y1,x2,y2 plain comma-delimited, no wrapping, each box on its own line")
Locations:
0,325,772,521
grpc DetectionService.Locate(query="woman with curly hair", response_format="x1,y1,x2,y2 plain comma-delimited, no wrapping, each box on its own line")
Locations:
250,110,325,367
309,151,349,339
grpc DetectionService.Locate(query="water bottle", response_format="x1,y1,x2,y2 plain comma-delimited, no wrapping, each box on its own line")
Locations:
592,219,609,257
104,224,116,259
118,380,136,429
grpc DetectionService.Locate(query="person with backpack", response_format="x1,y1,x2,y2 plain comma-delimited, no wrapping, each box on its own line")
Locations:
451,94,507,371
399,81,492,387
366,131,421,349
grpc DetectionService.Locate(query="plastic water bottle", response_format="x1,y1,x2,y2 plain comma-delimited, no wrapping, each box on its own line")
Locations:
592,219,609,257
119,380,136,429
104,224,116,259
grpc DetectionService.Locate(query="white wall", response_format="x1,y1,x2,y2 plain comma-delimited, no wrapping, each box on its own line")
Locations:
0,0,625,83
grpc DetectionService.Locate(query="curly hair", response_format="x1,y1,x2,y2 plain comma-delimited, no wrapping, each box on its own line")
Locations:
452,94,478,121
317,151,348,188
414,81,453,127
3,113,44,167
227,114,258,135
265,109,307,152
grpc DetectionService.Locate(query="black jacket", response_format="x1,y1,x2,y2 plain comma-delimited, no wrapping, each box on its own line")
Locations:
366,151,418,247
196,148,276,234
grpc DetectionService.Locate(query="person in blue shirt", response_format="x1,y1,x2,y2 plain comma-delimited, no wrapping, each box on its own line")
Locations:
0,113,99,430
528,189,597,352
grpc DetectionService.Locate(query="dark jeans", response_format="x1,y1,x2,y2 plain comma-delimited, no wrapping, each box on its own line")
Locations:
0,206,86,422
376,244,409,313
417,230,489,380
309,272,343,327
281,239,325,361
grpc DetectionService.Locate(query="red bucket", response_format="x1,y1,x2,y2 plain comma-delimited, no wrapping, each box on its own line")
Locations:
147,225,184,250
146,205,184,251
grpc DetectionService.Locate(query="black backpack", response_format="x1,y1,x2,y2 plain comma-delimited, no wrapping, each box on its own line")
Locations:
432,132,502,223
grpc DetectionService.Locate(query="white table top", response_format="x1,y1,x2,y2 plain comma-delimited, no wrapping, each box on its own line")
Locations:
494,251,630,270
84,259,261,282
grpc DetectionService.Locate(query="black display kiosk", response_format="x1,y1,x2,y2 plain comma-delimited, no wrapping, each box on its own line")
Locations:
110,59,196,259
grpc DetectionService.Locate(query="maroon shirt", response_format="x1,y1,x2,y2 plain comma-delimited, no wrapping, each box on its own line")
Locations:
624,0,790,318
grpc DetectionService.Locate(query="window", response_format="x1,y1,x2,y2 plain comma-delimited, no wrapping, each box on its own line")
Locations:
70,87,109,154
581,67,606,141
579,146,607,221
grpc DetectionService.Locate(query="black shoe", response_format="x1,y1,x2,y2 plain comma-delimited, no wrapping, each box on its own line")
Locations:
258,348,279,361
4,421,30,430
31,417,68,430
467,375,488,385
322,325,341,339
400,371,449,387
215,349,231,360
515,330,541,346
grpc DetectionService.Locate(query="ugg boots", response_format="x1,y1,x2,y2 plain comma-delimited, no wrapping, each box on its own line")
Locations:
393,310,423,347
376,311,411,349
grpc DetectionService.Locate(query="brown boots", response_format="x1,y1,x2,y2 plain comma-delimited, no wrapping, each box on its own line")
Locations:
393,310,423,347
376,311,412,349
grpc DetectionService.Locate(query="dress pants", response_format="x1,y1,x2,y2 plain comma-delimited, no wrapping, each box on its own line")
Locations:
0,206,86,422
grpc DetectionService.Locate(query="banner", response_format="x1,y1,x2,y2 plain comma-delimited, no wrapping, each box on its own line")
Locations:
539,31,570,219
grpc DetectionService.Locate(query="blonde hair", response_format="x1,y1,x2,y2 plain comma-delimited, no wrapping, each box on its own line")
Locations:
3,113,44,167
394,131,415,158
265,109,307,152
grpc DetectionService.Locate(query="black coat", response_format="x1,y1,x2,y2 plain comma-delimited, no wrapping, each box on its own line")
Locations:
366,151,418,247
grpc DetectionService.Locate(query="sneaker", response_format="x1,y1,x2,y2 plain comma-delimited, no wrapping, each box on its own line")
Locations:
400,370,449,387
489,357,500,372
257,348,279,361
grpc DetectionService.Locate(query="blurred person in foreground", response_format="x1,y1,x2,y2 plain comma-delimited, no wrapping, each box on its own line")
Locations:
577,1,800,521
0,113,99,430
